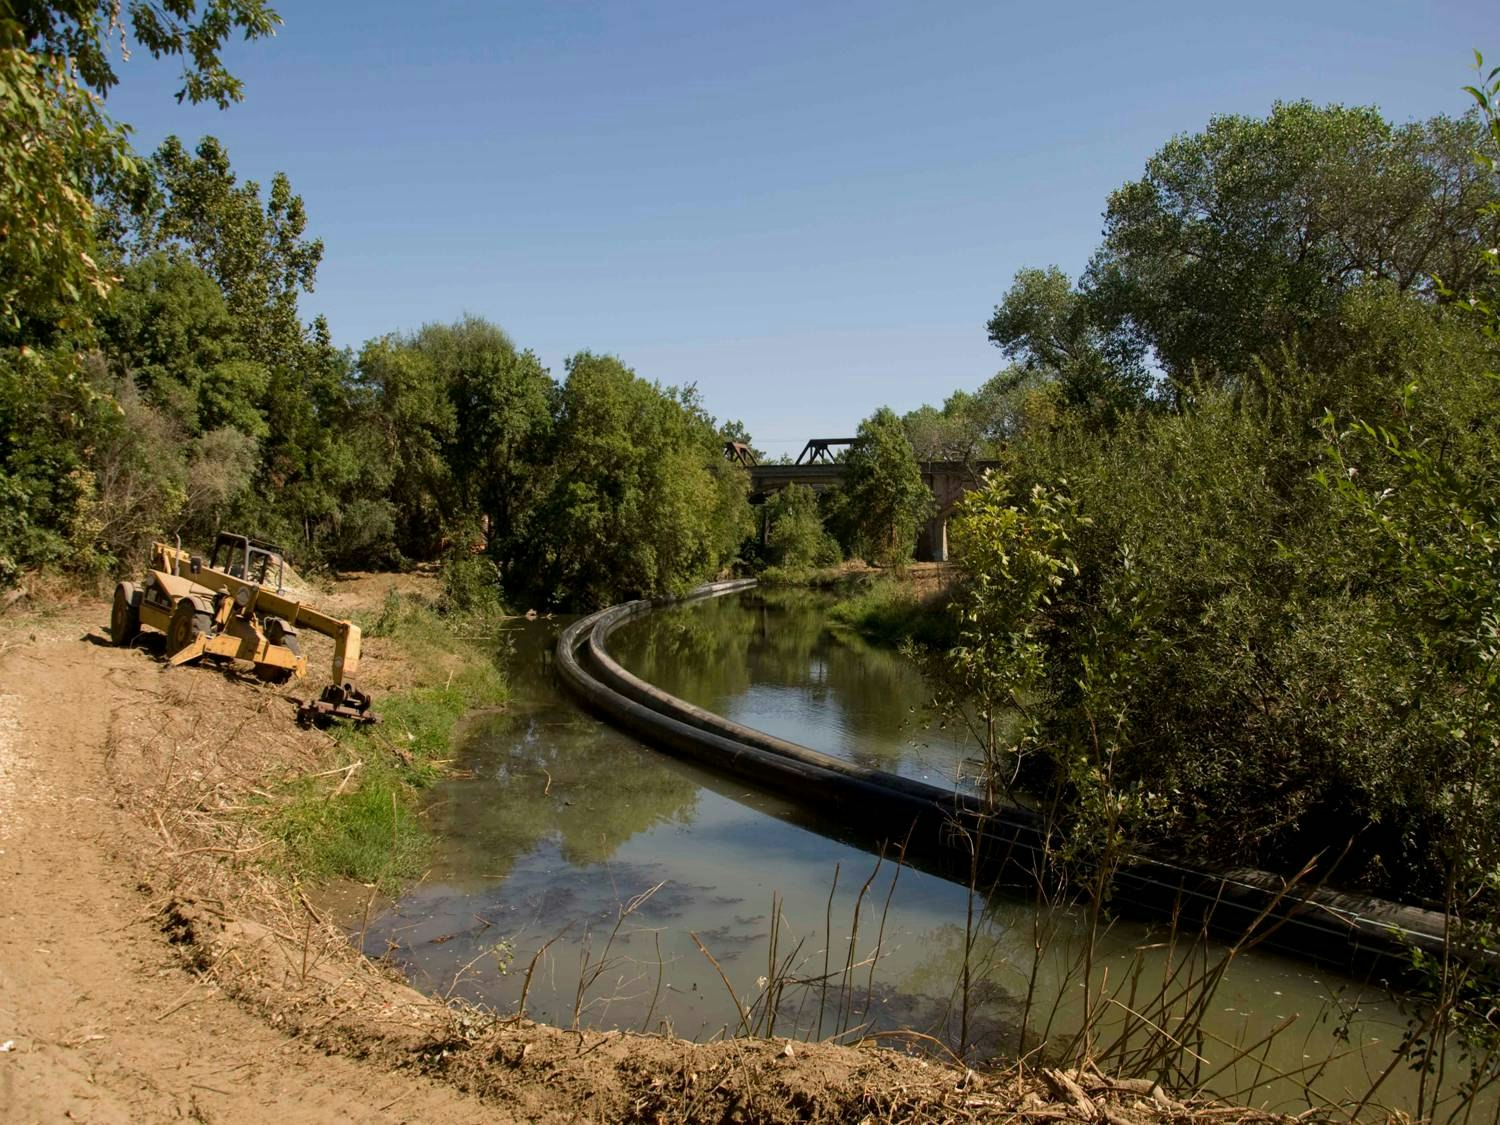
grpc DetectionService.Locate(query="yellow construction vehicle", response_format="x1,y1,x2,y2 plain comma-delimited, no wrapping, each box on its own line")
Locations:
111,533,375,726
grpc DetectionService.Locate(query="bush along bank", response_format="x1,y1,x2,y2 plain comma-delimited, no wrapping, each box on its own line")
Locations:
264,589,507,893
824,575,957,650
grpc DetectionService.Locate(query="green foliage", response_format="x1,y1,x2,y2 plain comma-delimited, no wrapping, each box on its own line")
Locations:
0,4,279,336
762,483,840,572
1292,62,1500,1099
1086,101,1500,392
902,367,1065,462
12,2,281,108
516,352,752,609
130,135,324,370
838,407,932,567
826,577,955,650
0,345,113,579
1321,386,1500,894
903,82,1500,903
354,315,554,567
439,548,506,622
934,291,1500,898
987,267,1151,419
97,253,267,436
0,26,133,336
940,477,1083,807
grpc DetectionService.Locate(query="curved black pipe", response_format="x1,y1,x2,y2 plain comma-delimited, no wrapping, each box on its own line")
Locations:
557,582,1462,980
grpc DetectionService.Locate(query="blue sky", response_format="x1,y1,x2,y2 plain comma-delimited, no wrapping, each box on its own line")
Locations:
104,1,1494,454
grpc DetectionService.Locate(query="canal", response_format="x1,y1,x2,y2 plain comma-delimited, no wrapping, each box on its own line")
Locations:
363,586,1486,1117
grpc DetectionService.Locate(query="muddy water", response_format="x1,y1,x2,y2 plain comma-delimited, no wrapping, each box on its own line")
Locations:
366,589,1486,1117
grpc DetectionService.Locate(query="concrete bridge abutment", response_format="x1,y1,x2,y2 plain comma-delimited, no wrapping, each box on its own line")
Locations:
744,457,992,563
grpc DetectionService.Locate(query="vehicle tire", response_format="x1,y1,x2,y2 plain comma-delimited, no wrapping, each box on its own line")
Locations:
111,582,141,645
168,598,213,657
263,617,301,655
256,620,300,683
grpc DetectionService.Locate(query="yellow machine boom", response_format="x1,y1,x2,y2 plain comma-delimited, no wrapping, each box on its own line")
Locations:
111,534,375,726
149,541,363,683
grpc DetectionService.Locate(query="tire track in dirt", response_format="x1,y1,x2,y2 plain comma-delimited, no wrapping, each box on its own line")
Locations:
0,611,499,1124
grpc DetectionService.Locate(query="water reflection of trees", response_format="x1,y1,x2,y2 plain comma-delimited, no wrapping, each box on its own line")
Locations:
611,599,759,707
611,591,961,776
425,704,700,888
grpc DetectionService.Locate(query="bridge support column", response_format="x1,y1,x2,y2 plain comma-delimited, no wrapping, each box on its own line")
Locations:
916,514,948,562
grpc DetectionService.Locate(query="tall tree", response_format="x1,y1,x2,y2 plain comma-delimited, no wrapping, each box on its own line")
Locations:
96,253,267,438
355,332,454,560
520,353,750,609
1084,102,1500,390
408,316,554,567
763,482,839,571
351,316,554,565
840,407,931,567
128,135,323,370
987,266,1151,418
0,3,280,334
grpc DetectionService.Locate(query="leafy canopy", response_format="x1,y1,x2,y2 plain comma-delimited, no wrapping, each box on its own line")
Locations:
839,406,931,567
0,3,280,334
1087,101,1500,389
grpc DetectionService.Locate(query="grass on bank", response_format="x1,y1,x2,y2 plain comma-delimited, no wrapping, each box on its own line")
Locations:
825,576,956,649
265,590,506,892
757,562,857,588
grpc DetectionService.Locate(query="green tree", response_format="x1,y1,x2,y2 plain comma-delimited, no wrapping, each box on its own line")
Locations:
244,316,386,563
0,27,131,335
102,136,376,565
519,353,751,609
1084,102,1500,391
406,316,554,570
96,252,268,437
942,476,1083,808
0,3,280,334
763,482,840,571
0,346,114,579
839,407,931,567
128,135,323,370
986,266,1152,418
352,316,554,567
353,332,453,560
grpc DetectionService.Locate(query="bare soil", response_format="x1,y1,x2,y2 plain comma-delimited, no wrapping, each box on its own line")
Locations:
0,579,1286,1124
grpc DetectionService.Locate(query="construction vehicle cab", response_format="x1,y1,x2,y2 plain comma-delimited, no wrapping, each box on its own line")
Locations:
208,533,287,590
110,533,375,726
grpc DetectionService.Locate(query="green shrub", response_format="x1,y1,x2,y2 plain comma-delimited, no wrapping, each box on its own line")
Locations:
762,483,841,572
935,290,1500,900
265,606,506,891
439,547,506,621
827,578,955,649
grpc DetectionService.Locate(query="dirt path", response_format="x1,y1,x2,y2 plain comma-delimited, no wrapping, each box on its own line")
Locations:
0,606,494,1124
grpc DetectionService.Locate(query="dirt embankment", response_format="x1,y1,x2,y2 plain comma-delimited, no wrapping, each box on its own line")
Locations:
0,576,1278,1124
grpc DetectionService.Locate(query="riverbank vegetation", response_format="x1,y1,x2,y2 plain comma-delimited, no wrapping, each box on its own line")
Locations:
943,87,1500,906
826,577,956,649
776,80,1500,911
853,73,1500,1112
267,587,507,891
